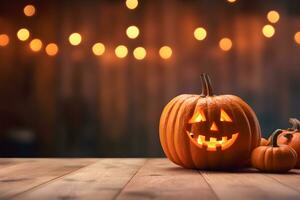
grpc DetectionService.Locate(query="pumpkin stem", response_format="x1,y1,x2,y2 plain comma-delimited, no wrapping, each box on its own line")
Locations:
200,73,214,97
270,129,283,147
288,118,300,131
200,74,207,97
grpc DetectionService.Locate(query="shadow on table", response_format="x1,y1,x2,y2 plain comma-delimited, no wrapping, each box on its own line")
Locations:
163,166,300,175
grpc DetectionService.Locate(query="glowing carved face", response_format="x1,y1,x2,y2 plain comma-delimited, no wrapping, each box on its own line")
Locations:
186,109,239,151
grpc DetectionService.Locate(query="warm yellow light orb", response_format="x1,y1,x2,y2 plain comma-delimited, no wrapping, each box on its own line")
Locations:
92,43,105,56
29,39,43,52
69,33,82,46
126,0,138,10
294,32,300,45
0,34,9,47
23,4,36,17
219,38,233,51
133,47,146,60
262,24,275,38
17,28,30,41
267,10,280,24
227,0,237,3
126,26,139,39
115,45,128,58
159,46,172,59
45,43,59,56
194,27,207,41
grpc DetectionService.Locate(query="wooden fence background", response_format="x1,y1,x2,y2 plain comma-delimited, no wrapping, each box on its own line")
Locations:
0,0,299,157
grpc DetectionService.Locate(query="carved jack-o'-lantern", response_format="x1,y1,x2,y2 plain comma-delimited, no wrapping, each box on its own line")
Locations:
187,108,239,151
159,74,261,169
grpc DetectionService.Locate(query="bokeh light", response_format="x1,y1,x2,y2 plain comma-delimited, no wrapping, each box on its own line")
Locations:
17,28,30,41
126,0,138,10
126,26,139,39
45,43,59,56
219,38,233,51
69,33,82,46
262,24,275,38
133,47,146,60
0,34,10,47
194,27,207,41
23,4,36,17
267,10,280,24
227,0,237,3
29,39,43,52
92,43,105,56
294,32,300,45
159,46,172,59
115,45,128,58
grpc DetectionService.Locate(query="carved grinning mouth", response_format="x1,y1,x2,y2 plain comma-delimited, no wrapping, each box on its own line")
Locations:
186,131,239,151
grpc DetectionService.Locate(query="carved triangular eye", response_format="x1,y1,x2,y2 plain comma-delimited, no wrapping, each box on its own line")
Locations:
189,110,206,123
220,109,232,122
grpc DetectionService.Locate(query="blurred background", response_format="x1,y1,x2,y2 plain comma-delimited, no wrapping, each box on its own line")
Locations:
0,0,299,157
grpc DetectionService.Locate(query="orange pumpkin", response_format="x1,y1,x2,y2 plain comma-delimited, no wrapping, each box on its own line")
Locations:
277,118,300,168
159,74,261,169
251,129,297,172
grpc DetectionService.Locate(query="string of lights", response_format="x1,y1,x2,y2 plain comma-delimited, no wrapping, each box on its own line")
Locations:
0,0,299,59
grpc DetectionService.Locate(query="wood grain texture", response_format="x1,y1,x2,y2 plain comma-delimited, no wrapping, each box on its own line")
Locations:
0,159,299,200
116,158,218,200
0,159,96,199
16,159,146,200
0,159,33,169
201,168,300,200
266,169,300,193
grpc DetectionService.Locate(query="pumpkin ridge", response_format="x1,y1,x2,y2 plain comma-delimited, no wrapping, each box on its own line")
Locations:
230,95,262,156
230,95,261,148
253,147,261,170
263,147,270,171
160,96,182,162
187,97,202,169
174,96,200,168
221,96,243,168
190,96,210,169
271,148,275,171
160,95,188,163
202,94,209,169
207,97,221,169
227,95,253,166
268,148,274,171
214,97,229,168
166,96,194,166
257,147,266,171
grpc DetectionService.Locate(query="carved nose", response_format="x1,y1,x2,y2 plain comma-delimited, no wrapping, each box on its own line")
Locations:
210,122,219,131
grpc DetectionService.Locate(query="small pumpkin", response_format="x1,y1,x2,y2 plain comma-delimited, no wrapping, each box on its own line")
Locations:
277,118,300,168
251,129,297,172
159,73,261,170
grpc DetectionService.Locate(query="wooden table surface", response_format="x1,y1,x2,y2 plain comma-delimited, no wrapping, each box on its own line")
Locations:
0,158,299,200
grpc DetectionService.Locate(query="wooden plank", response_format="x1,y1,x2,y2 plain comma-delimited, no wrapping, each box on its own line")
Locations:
266,169,300,193
201,168,300,200
16,159,146,200
0,159,34,169
0,158,96,199
116,158,217,200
